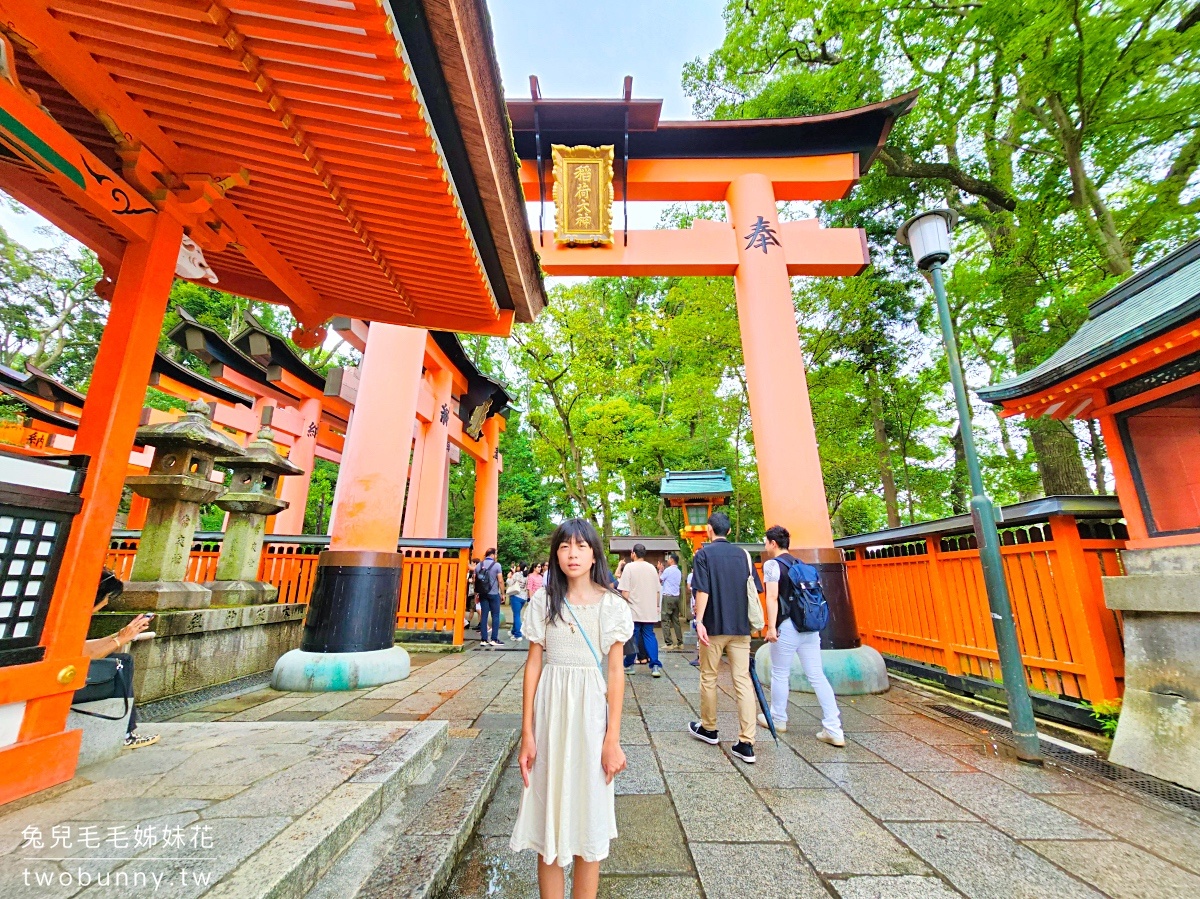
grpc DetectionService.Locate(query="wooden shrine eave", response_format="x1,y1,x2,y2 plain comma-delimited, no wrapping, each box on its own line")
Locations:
232,312,327,394
0,0,547,335
986,320,1200,422
981,238,1200,420
149,353,254,409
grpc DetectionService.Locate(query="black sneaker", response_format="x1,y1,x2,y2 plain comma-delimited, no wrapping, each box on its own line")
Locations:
687,721,719,745
730,741,756,764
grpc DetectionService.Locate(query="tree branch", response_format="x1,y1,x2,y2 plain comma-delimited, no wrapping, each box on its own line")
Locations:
877,146,1018,211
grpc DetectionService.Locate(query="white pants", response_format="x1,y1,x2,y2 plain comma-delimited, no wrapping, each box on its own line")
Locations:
770,620,843,739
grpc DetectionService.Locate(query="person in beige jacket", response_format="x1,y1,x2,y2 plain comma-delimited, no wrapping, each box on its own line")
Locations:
618,544,663,677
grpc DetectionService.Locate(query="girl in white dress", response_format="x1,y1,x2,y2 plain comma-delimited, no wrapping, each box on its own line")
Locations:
510,518,634,899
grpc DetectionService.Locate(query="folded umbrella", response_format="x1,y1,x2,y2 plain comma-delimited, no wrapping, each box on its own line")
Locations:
748,655,778,745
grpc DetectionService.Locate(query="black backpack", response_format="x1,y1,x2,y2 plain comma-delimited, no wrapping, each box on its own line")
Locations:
774,554,829,633
473,560,496,596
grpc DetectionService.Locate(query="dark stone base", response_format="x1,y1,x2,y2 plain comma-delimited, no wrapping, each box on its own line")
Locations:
301,551,403,653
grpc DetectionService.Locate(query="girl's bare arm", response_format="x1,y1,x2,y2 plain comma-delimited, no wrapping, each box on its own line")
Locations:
601,641,626,783
518,641,544,787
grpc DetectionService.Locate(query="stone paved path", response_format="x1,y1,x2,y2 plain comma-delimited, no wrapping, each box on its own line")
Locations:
170,647,1200,899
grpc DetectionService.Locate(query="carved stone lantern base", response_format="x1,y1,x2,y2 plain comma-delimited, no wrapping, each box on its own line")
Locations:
208,579,279,606
109,580,213,611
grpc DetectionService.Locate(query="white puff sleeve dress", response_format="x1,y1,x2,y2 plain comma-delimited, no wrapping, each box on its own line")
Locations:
509,588,634,866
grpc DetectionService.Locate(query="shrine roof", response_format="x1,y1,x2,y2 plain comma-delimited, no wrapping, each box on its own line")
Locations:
0,364,84,408
150,353,255,409
232,313,326,393
168,308,270,387
979,238,1200,404
0,1,546,334
507,92,917,168
660,469,734,499
609,536,681,553
429,331,511,418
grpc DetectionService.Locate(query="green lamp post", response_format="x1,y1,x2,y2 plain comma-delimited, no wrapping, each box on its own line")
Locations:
897,209,1042,763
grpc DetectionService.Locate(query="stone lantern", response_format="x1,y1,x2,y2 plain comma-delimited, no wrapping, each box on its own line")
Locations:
115,400,245,610
206,409,303,605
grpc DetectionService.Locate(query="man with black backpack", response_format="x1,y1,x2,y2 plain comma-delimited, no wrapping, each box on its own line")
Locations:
475,548,505,647
760,525,844,746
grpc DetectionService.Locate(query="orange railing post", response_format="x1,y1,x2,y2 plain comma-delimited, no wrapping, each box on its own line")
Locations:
1046,514,1122,702
452,551,466,645
924,536,964,676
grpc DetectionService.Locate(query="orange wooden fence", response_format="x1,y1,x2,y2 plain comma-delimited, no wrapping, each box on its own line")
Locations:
839,502,1127,703
106,533,469,644
396,549,468,645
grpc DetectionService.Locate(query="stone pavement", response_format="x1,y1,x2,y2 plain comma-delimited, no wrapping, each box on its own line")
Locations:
9,644,1200,899
0,718,448,899
438,648,1200,899
175,644,1200,898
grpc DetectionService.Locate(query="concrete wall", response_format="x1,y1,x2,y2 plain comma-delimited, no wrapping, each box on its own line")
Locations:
91,604,307,703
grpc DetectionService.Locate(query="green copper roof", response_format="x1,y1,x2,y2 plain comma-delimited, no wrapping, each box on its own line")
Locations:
660,469,734,498
979,238,1200,404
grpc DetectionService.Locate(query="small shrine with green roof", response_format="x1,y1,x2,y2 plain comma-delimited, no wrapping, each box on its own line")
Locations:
660,469,734,552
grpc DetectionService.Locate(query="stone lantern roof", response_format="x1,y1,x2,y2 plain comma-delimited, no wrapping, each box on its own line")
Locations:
135,400,246,457
217,426,303,477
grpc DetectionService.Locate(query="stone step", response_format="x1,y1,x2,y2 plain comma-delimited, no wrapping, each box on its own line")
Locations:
201,719,449,899
303,728,518,899
1103,570,1200,612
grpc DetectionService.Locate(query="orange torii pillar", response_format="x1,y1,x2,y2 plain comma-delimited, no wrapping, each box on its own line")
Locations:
409,365,453,536
472,415,503,557
272,323,424,691
719,174,858,650
400,420,426,539
274,395,321,534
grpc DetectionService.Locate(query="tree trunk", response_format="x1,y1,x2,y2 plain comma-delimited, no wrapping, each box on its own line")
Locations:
1086,418,1108,495
1028,417,1092,496
867,372,901,527
950,425,969,515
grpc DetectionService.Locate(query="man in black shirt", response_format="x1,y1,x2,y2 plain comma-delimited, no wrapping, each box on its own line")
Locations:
686,511,763,764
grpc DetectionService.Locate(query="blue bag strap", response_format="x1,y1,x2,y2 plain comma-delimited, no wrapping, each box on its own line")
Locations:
563,597,606,675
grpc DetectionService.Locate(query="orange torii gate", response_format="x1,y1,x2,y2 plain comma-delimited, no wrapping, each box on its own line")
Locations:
508,81,914,661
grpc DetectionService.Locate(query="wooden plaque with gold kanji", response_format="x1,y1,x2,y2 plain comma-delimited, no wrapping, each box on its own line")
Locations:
552,144,614,245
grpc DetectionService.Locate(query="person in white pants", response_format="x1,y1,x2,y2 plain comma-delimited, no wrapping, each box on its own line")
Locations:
759,525,844,746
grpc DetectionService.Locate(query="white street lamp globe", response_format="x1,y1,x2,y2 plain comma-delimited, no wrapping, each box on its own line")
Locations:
896,209,959,270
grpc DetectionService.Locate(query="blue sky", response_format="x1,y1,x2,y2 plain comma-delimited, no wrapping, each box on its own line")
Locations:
489,0,726,119
0,1,729,244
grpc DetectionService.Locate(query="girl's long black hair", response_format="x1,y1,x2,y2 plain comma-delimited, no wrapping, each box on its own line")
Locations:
543,518,620,626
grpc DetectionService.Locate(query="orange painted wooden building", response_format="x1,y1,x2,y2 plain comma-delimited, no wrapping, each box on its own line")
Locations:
979,238,1200,550
0,0,544,803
